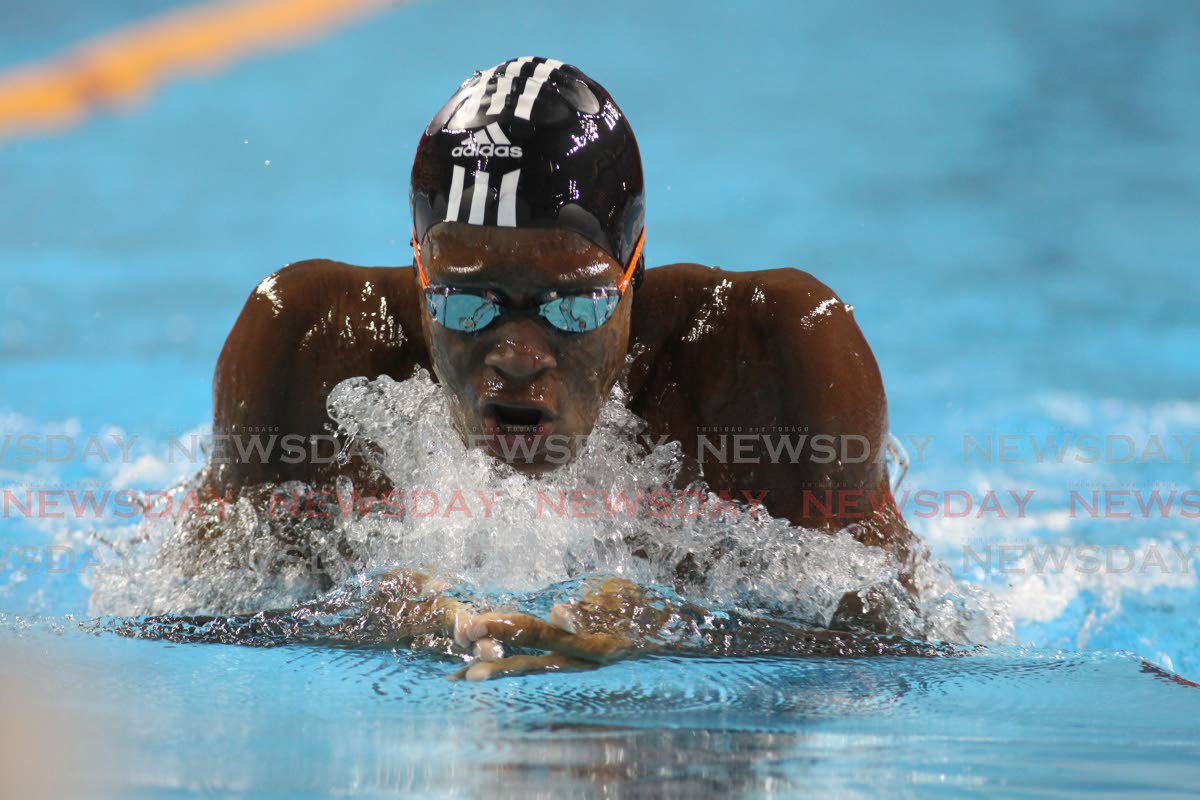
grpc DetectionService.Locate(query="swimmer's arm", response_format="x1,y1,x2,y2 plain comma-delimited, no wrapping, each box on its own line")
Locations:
112,573,953,680
746,270,929,632
743,271,892,526
209,259,426,494
111,570,475,649
451,577,956,681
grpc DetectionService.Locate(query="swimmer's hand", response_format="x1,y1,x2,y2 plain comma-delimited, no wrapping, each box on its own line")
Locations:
362,569,480,650
364,570,651,679
448,577,668,682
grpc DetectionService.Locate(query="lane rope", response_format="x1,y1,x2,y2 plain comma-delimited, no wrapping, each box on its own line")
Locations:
0,0,398,142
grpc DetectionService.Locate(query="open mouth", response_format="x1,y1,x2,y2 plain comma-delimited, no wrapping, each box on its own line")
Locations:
491,403,547,433
481,402,558,464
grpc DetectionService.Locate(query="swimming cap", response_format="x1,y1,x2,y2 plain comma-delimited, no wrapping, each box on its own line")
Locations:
411,57,645,287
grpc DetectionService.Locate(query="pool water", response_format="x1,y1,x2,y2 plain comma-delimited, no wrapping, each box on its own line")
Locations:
2,0,1199,796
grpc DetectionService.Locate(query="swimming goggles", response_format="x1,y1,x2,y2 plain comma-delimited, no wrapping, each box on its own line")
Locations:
411,227,645,334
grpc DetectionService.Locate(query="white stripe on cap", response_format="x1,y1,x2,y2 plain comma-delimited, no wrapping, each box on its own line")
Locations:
497,169,520,226
465,66,498,119
513,58,563,120
485,78,510,115
475,127,492,145
486,122,509,145
486,57,532,115
445,164,466,222
468,170,490,224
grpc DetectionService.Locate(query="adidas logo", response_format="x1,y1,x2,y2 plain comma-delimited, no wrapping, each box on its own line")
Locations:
451,142,522,158
451,122,522,159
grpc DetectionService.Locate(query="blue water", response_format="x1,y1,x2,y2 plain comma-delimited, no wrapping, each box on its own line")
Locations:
2,0,1199,795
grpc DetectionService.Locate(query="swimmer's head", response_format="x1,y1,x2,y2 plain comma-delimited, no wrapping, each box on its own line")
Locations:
410,57,645,472
411,57,645,284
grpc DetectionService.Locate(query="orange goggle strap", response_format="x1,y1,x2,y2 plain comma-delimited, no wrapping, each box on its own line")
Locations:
412,229,430,287
412,225,645,293
617,226,646,295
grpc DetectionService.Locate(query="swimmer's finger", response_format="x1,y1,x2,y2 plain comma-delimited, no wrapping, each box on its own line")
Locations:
548,602,579,634
446,652,598,682
451,607,478,649
464,612,629,663
473,637,504,662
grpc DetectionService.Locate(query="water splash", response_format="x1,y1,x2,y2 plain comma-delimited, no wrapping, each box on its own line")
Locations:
88,370,1013,645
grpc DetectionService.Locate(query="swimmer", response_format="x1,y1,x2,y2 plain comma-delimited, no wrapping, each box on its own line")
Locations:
205,58,927,676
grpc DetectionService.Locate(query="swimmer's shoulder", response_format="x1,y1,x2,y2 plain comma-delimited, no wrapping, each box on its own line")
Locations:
632,261,885,430
245,258,419,312
635,262,858,343
228,258,424,344
213,259,430,489
630,262,889,500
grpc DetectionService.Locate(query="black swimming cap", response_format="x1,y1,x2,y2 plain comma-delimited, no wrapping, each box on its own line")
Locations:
411,57,645,286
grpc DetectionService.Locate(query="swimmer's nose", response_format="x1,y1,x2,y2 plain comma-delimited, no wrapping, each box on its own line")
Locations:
484,323,557,380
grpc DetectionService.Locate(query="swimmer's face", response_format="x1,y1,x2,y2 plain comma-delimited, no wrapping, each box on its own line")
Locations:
417,222,633,473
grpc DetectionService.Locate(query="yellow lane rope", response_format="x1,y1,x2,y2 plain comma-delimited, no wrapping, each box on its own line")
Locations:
0,0,398,142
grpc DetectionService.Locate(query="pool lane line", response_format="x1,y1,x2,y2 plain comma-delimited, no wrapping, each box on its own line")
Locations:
0,0,401,143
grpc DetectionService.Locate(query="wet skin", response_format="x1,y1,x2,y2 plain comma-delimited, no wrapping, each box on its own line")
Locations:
207,224,924,663
213,224,907,534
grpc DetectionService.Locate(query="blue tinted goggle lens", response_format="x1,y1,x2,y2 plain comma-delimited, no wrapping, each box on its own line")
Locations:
425,289,500,331
424,288,620,333
538,291,620,332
